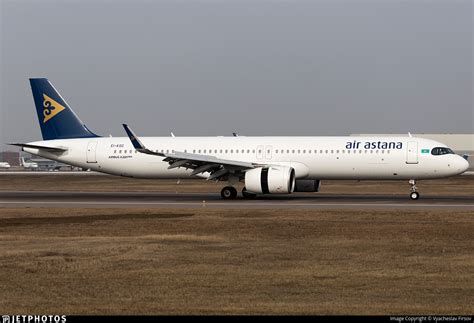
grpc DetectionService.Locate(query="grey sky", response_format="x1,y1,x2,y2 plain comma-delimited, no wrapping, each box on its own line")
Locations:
1,0,472,150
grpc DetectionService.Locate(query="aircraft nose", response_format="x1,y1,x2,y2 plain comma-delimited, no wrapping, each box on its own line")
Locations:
456,155,469,174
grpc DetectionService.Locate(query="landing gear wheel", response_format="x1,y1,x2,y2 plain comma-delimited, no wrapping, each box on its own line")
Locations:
410,192,420,200
242,187,257,199
221,186,237,200
408,179,419,200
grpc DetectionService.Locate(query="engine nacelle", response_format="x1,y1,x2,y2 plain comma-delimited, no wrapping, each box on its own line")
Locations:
245,166,296,194
294,180,321,192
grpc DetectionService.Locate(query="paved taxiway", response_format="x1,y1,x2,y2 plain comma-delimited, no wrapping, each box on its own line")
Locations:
1,191,472,210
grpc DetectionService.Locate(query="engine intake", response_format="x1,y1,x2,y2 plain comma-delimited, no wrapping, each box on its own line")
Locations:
245,166,296,194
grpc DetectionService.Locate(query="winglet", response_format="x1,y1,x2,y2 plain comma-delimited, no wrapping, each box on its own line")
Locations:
122,124,146,150
122,124,165,157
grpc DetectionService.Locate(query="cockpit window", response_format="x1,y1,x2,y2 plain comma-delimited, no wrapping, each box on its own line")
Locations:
431,147,454,156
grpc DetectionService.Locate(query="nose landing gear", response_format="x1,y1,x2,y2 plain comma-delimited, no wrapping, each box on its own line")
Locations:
409,179,420,200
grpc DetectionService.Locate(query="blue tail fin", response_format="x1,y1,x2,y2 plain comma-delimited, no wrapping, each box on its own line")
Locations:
29,78,99,140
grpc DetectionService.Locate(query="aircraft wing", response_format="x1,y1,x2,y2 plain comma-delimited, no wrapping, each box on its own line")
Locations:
123,124,257,180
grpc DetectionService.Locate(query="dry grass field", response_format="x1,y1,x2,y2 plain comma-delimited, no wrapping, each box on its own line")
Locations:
0,175,472,314
0,207,473,314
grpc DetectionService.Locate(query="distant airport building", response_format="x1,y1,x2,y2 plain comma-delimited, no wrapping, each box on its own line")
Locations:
351,134,474,171
1,151,20,166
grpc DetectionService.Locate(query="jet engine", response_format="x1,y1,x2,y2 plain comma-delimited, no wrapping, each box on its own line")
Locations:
245,166,295,194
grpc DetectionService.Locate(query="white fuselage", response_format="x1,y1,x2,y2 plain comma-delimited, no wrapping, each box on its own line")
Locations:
22,136,468,180
0,162,11,169
21,162,39,169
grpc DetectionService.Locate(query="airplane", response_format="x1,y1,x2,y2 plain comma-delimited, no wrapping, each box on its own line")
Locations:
28,158,74,171
19,157,39,170
9,78,469,200
0,162,11,169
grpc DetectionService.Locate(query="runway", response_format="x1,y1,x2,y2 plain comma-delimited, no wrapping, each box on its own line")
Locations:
1,191,473,209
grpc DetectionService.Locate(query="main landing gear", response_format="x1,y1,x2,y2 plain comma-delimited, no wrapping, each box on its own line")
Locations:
409,179,420,200
220,186,257,199
220,186,237,200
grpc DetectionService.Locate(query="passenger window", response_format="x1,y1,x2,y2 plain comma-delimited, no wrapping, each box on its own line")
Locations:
114,150,116,154
220,150,223,153
247,150,250,153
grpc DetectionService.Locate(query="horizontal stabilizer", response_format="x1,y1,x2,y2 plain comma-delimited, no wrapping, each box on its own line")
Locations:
9,143,68,152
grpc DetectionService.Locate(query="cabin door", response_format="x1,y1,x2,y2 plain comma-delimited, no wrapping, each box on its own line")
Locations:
406,141,419,164
87,141,98,163
265,145,273,160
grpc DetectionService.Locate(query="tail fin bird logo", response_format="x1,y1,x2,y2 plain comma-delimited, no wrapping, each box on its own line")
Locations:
42,94,66,123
